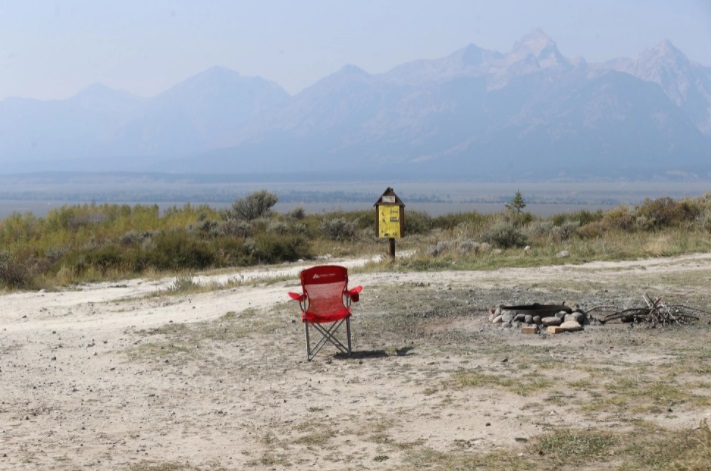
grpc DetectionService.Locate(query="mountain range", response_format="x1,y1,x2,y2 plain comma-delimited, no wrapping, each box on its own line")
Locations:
1,29,710,180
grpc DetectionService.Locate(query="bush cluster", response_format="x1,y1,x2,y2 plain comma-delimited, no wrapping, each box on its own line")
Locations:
0,192,316,288
226,190,278,221
2,192,711,289
482,220,527,248
0,251,34,289
635,197,699,229
320,217,357,241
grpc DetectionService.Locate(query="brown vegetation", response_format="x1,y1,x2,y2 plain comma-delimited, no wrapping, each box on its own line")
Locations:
1,192,711,291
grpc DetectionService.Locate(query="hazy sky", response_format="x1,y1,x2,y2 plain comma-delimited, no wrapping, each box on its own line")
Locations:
1,0,710,101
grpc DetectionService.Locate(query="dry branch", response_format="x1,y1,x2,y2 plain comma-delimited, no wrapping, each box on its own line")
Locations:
597,293,702,326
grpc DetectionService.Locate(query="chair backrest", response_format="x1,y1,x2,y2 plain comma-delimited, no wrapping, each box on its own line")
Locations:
301,265,349,317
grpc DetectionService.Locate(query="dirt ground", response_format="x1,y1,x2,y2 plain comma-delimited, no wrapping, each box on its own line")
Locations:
2,253,711,470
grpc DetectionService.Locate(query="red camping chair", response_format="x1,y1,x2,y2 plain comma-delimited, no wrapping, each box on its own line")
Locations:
288,265,362,361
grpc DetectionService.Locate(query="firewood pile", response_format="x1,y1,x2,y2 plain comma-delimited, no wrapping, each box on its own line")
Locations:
591,293,710,327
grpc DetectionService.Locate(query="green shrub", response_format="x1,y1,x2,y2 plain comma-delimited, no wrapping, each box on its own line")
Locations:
320,217,357,241
249,217,270,234
267,221,290,235
318,209,372,231
427,241,451,257
148,230,216,270
600,206,636,232
218,220,252,238
700,208,711,233
526,220,555,239
189,219,219,237
502,210,534,226
576,221,606,239
458,239,480,255
551,221,580,241
526,219,579,242
251,233,310,263
288,206,306,220
83,245,125,274
0,212,40,243
227,190,278,221
0,251,34,289
119,230,150,246
482,220,527,248
167,275,200,293
636,197,699,229
432,211,486,231
290,223,307,235
551,209,604,227
44,246,68,264
62,244,145,275
404,210,433,235
207,235,250,266
635,215,656,232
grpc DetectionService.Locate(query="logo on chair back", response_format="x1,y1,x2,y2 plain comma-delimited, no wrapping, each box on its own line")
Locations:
312,273,336,280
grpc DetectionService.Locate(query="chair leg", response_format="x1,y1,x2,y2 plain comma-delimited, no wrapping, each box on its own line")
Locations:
305,322,312,361
306,321,338,361
304,318,352,360
346,317,352,357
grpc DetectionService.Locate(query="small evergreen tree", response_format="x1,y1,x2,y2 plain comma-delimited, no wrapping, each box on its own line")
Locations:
506,190,527,214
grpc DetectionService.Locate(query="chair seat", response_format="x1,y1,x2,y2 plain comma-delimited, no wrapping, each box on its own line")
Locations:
302,307,351,323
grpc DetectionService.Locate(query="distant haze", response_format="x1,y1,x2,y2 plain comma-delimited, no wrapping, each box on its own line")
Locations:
1,29,709,181
2,176,710,220
0,1,709,101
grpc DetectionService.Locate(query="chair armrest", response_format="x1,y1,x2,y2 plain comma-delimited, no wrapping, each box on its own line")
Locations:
346,286,362,302
288,292,306,302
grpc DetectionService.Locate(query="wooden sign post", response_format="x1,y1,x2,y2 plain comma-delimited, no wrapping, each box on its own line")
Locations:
374,187,405,258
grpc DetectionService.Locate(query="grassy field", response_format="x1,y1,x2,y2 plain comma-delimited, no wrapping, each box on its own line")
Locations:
2,191,711,291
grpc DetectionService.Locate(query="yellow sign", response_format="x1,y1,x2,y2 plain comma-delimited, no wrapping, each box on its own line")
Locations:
378,205,401,238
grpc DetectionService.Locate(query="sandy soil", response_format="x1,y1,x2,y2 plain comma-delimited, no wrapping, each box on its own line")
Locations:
2,253,711,470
